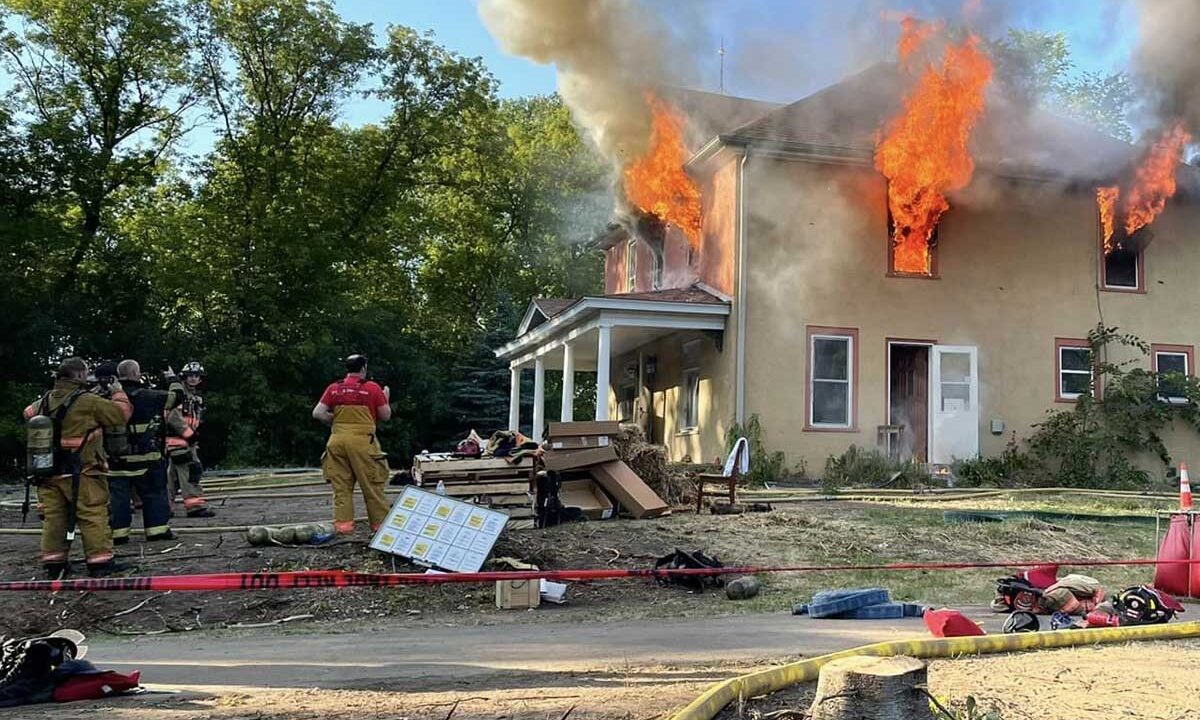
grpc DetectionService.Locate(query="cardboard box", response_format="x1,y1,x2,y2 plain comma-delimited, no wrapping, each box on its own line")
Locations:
495,578,540,609
542,445,618,472
588,461,669,519
546,421,621,439
559,479,615,520
549,435,611,450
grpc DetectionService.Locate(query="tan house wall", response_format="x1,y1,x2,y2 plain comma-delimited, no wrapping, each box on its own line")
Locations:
741,157,1200,475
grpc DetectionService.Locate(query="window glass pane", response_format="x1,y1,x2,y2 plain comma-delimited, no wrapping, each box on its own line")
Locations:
940,353,971,383
813,337,849,380
941,382,970,411
1158,353,1187,375
1061,347,1091,371
1104,248,1138,288
688,375,700,427
1061,372,1092,396
812,380,849,425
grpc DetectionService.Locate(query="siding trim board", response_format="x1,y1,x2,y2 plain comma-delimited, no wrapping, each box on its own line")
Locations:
804,325,860,433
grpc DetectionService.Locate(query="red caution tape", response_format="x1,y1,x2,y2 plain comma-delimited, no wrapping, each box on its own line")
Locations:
5,558,1200,593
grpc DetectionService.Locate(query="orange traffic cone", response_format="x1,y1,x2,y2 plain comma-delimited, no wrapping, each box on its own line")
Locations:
1180,462,1193,510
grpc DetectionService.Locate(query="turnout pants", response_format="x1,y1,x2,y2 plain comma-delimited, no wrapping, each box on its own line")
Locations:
322,425,390,534
109,460,172,540
37,468,113,567
168,445,207,510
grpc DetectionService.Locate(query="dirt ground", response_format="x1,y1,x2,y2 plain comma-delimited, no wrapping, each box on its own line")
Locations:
729,640,1200,720
0,479,1164,637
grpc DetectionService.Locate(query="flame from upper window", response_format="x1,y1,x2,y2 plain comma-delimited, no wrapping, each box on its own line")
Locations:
1096,121,1190,252
1097,186,1119,253
875,19,992,275
623,93,703,248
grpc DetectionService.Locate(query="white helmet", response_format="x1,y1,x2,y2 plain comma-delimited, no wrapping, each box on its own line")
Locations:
182,361,205,377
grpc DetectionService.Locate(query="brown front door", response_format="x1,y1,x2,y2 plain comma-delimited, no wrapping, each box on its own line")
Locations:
889,344,930,462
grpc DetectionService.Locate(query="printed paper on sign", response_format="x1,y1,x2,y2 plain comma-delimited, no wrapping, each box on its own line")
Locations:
369,486,509,573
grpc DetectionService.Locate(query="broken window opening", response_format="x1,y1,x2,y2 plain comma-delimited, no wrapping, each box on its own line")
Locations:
1103,246,1140,290
886,208,939,277
625,238,637,292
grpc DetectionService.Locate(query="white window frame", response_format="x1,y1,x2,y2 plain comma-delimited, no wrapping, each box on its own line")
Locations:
1058,346,1093,401
651,250,664,290
1155,351,1190,405
680,368,700,431
809,333,853,428
625,238,637,292
1102,246,1141,291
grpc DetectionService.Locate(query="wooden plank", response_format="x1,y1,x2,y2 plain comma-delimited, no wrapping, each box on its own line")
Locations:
542,446,619,472
436,482,530,496
546,421,621,439
413,455,530,473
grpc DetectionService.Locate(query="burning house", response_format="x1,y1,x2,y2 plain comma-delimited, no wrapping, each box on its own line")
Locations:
495,37,1200,472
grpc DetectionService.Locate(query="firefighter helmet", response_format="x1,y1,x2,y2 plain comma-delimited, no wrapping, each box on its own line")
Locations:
182,361,205,377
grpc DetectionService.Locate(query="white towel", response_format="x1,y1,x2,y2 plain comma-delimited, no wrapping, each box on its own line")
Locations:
723,437,750,476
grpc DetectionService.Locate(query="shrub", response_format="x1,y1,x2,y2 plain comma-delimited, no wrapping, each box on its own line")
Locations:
725,414,796,485
822,445,927,490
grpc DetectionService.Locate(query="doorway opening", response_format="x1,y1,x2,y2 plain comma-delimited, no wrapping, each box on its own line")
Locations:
888,342,931,462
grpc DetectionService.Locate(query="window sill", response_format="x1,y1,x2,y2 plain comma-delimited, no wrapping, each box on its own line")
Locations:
676,428,699,437
803,424,860,433
886,272,940,280
1100,285,1146,294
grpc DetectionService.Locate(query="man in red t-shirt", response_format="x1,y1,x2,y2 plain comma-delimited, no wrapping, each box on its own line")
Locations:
312,355,392,534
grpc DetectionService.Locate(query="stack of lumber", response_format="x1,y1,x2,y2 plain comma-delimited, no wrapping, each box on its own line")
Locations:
411,453,534,521
545,422,669,519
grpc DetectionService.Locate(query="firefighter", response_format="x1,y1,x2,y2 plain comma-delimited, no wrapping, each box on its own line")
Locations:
163,361,213,517
23,357,132,578
107,359,179,544
312,354,392,535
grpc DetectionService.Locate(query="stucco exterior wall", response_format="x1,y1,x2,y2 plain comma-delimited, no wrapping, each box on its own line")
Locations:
740,156,1200,476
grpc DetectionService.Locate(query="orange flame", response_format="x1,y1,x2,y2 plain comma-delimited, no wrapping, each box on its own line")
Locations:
898,16,939,65
1123,121,1190,238
1096,186,1119,252
623,93,702,248
875,27,993,275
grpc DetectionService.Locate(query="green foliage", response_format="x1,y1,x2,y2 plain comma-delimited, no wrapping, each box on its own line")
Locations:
989,28,1133,140
821,445,926,492
0,2,608,476
951,435,1033,488
725,414,794,486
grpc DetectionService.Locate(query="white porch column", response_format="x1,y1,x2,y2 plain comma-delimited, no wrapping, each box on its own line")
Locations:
560,343,575,423
532,356,546,442
508,365,520,431
595,324,612,421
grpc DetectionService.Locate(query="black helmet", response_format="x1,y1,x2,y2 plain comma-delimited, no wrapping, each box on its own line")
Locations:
94,362,118,381
182,361,205,377
344,354,367,373
1002,611,1040,634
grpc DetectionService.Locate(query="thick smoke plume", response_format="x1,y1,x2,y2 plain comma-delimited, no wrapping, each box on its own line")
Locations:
1133,0,1200,133
479,0,676,169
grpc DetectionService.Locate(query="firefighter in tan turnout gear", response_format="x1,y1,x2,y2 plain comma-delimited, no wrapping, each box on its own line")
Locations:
312,355,392,535
165,361,214,517
23,357,133,578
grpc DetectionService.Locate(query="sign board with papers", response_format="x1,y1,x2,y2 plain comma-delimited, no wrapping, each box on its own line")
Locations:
369,486,508,572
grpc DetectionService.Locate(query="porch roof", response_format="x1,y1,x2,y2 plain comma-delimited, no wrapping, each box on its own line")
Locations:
496,284,730,369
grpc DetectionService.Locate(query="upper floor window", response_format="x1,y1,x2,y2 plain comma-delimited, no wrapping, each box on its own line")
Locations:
651,250,664,290
1152,344,1193,405
1055,338,1093,402
886,208,938,278
1102,246,1142,291
625,238,637,292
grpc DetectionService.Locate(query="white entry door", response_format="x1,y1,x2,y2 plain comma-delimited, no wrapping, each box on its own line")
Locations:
930,345,979,464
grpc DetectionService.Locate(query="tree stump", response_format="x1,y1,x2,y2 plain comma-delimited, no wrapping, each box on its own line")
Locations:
808,656,930,720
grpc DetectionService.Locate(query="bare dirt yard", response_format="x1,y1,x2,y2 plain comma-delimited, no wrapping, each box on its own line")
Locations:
0,478,1167,637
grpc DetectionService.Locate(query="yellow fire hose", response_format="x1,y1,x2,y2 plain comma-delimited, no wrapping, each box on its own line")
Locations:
669,621,1200,720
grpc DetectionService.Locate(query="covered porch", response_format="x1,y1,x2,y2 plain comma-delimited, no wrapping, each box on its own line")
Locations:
495,287,731,442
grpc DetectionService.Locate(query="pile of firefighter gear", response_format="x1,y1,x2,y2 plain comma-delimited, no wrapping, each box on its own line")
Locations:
0,630,140,708
991,565,1185,631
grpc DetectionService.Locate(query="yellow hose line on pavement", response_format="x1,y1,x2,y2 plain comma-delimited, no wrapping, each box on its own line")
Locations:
669,621,1200,720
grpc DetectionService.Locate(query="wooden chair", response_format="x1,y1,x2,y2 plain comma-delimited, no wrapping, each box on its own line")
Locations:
696,439,748,513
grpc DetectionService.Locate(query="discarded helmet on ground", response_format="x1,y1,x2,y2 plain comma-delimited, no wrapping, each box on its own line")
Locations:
1002,611,1040,633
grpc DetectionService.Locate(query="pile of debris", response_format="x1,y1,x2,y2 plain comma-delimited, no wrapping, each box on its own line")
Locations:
541,421,669,521
412,453,537,527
